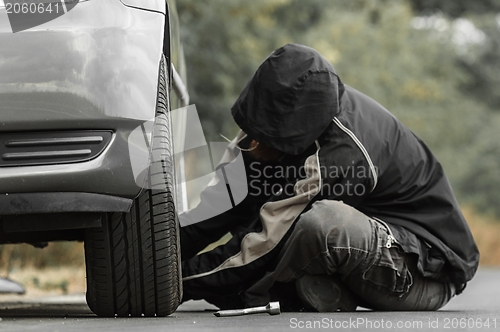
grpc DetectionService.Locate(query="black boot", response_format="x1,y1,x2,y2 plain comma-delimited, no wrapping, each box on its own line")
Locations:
295,275,359,312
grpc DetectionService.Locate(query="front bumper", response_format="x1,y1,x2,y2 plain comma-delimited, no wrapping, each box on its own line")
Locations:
0,192,132,215
0,123,147,199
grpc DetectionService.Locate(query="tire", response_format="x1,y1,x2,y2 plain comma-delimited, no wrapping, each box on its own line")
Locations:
84,55,182,317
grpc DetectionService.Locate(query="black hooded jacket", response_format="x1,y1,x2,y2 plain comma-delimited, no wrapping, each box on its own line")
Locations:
181,44,479,293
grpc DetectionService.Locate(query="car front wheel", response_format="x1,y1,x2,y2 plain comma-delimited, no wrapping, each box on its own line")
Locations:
84,55,182,317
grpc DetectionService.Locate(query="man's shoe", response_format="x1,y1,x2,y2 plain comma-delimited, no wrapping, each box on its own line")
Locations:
295,275,358,312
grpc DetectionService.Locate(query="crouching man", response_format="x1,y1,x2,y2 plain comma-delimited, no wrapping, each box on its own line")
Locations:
179,44,479,311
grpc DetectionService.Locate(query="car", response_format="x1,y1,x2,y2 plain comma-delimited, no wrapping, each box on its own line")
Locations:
0,0,190,317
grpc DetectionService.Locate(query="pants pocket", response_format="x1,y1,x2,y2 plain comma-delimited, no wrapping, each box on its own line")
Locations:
362,244,412,294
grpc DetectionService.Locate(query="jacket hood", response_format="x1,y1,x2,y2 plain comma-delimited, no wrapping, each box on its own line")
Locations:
231,44,344,155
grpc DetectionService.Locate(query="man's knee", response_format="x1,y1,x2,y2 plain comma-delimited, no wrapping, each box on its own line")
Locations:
294,200,372,245
290,200,373,278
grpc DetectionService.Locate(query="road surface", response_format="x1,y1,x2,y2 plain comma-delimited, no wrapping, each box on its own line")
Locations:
0,268,498,332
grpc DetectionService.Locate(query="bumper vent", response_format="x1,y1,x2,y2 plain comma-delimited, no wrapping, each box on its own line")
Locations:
0,131,113,167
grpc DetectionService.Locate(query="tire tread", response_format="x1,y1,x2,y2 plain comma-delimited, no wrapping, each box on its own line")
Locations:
84,55,182,317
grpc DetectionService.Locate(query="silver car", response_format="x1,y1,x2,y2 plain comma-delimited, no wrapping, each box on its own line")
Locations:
0,0,189,317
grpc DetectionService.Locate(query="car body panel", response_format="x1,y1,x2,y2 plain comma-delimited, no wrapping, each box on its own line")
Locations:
0,1,166,199
0,0,164,126
119,0,166,14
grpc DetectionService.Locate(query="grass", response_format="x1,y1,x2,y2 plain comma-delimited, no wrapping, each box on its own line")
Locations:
0,241,84,271
462,206,500,266
0,242,86,298
2,266,86,299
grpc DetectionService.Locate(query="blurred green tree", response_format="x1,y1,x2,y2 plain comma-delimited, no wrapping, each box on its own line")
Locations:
176,0,500,217
409,0,500,17
176,0,331,141
459,115,500,217
410,0,500,112
458,16,500,111
408,0,500,216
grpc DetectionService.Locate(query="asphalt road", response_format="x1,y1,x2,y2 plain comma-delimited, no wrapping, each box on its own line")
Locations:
0,268,499,332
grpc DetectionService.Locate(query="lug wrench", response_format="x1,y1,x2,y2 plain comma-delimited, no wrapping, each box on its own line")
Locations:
214,301,280,317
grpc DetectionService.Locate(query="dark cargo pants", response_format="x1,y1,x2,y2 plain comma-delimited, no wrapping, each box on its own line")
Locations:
183,200,456,311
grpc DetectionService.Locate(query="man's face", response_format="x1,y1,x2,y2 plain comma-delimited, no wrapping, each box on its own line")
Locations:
248,140,282,162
